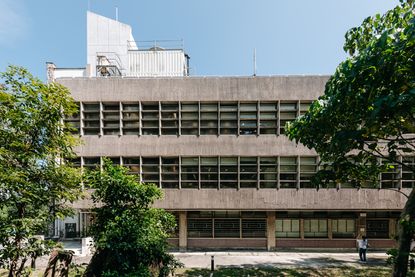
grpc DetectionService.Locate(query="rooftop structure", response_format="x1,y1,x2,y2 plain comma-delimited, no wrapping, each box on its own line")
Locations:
48,12,189,80
50,12,407,251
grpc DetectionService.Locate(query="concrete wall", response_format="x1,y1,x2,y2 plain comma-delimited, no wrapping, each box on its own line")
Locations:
72,188,408,210
87,12,135,77
156,188,407,211
57,75,329,102
58,76,408,211
76,135,316,157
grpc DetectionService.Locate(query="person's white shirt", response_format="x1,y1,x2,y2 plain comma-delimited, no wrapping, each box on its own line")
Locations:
357,239,368,249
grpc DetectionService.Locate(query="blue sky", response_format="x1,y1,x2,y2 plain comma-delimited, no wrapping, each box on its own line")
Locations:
0,0,399,79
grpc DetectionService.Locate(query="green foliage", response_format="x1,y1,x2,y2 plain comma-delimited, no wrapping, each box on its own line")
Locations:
83,159,182,277
286,1,415,187
0,66,82,276
286,2,415,276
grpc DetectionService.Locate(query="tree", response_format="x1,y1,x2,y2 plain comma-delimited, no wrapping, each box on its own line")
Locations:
83,160,181,277
0,66,82,277
286,1,415,276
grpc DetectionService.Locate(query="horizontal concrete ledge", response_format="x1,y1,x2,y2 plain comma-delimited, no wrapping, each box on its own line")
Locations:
155,188,409,210
75,135,315,156
58,75,329,102
71,188,409,210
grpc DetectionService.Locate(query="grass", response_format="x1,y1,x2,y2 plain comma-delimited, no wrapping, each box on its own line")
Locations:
178,266,415,277
3,266,415,277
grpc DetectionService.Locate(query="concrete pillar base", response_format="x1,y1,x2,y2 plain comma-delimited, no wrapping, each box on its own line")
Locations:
179,211,187,250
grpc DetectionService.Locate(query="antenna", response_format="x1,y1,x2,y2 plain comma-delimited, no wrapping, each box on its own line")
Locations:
115,6,118,21
253,48,257,77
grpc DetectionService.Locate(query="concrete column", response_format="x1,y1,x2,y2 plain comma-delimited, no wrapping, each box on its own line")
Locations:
357,212,367,237
79,212,83,237
300,219,305,239
266,211,276,251
179,211,187,250
328,219,333,240
389,218,397,239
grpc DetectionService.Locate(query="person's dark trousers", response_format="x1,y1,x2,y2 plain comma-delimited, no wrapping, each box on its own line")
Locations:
359,248,367,261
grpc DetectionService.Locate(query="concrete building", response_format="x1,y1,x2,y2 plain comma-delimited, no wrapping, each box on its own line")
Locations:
49,12,409,250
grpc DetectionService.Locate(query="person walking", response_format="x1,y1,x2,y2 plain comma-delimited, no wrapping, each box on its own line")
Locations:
357,235,369,262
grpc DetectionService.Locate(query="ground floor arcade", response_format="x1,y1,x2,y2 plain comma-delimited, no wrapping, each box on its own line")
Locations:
55,209,399,250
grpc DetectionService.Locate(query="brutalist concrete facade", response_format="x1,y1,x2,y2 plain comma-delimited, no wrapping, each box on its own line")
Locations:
57,75,407,250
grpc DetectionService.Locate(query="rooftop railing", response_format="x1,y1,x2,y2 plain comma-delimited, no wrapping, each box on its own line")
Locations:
128,39,185,51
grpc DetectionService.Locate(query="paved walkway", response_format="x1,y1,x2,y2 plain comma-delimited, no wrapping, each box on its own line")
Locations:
41,242,387,269
171,251,388,269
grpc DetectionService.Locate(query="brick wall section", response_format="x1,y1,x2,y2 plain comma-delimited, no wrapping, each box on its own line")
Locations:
167,238,179,247
188,238,267,249
276,239,396,249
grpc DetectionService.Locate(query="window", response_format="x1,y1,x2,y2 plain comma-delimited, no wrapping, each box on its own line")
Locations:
83,157,100,187
107,157,120,165
318,161,336,188
299,101,312,116
300,157,317,188
83,157,100,170
260,157,278,188
366,219,389,238
64,103,80,134
280,157,297,188
181,103,199,135
239,103,258,135
161,157,179,188
66,157,81,168
239,157,257,188
123,157,140,175
141,103,159,135
214,219,240,238
181,157,199,189
381,160,399,189
220,157,238,189
279,102,297,134
200,157,218,188
242,219,266,238
332,219,355,238
304,219,328,238
402,157,415,188
122,103,139,135
141,157,160,186
220,102,238,135
188,219,213,238
200,103,218,135
102,103,120,135
259,102,277,135
161,102,179,135
276,219,300,238
82,103,100,135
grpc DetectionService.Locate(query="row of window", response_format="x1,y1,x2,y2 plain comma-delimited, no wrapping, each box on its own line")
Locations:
187,211,266,238
72,156,318,189
276,218,390,238
276,219,355,238
64,101,313,136
71,156,415,189
183,211,392,239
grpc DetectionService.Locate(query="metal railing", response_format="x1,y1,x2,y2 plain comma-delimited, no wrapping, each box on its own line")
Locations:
128,39,184,51
96,52,124,77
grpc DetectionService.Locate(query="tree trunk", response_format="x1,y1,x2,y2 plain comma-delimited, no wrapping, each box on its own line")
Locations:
9,204,25,277
393,188,415,277
83,249,112,277
8,261,17,277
